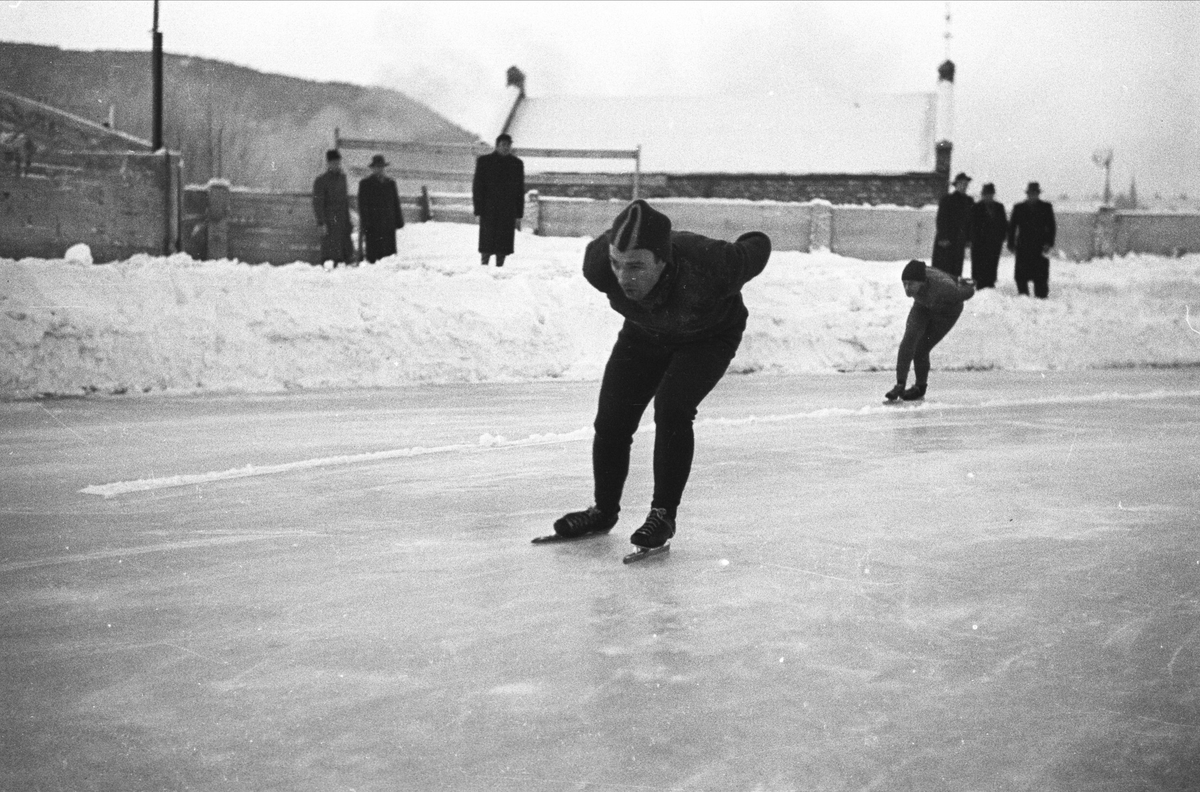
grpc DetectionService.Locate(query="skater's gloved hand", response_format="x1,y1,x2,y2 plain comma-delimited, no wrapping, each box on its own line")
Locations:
885,384,905,401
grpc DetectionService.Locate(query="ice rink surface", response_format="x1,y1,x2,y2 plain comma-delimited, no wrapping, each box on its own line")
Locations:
2,369,1198,791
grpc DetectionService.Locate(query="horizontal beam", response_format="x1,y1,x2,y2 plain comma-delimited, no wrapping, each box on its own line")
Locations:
337,137,638,161
514,147,639,160
337,138,485,156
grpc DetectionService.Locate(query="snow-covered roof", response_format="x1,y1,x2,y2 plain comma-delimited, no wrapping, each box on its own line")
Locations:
504,91,937,175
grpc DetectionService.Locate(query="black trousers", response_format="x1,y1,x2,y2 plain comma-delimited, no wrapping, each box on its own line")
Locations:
363,229,396,263
1014,252,1050,298
970,246,1001,288
320,219,354,265
898,303,963,386
931,241,966,278
592,322,742,520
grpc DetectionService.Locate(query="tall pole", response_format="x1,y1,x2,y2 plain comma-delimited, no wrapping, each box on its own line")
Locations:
152,0,163,150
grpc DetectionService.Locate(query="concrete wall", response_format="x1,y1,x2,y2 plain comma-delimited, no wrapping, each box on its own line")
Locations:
1115,213,1200,256
527,171,947,209
829,206,937,261
529,195,1200,262
531,196,817,252
1051,210,1099,262
0,151,180,262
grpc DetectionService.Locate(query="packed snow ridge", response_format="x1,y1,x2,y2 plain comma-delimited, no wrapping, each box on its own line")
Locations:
2,222,1199,399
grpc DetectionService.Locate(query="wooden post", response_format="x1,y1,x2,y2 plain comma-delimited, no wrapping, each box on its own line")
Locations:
810,202,833,252
206,179,230,260
523,190,540,235
632,145,641,201
419,186,432,222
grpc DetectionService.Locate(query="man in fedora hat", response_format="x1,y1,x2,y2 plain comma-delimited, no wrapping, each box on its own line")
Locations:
312,149,354,266
970,183,1008,289
358,153,404,263
1007,181,1057,298
932,172,974,278
473,133,525,267
544,199,771,557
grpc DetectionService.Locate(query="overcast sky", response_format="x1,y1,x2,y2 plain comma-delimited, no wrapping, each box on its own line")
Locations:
5,0,1198,203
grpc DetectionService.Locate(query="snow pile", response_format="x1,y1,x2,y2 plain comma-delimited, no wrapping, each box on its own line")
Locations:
2,222,1198,398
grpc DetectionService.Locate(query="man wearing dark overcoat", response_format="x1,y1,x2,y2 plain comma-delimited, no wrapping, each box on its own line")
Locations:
358,154,404,263
312,149,354,266
970,183,1008,289
932,172,974,277
1007,181,1057,298
472,133,525,267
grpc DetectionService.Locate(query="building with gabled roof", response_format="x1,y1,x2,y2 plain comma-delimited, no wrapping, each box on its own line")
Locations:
496,63,955,207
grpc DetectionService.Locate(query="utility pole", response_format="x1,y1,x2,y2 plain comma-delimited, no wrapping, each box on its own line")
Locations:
152,0,163,150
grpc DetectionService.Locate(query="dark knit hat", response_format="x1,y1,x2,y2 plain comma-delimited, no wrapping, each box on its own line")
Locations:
901,259,927,281
325,148,342,162
609,200,672,261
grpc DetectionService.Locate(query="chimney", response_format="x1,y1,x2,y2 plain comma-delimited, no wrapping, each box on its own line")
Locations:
506,66,527,98
934,60,955,179
499,66,527,137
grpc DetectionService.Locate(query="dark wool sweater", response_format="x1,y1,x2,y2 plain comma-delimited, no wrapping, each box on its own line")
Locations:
583,230,772,344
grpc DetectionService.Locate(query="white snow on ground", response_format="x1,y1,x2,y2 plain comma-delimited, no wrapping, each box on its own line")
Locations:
2,222,1199,399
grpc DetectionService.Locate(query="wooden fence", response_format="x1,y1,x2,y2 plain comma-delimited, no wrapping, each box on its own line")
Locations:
335,134,643,206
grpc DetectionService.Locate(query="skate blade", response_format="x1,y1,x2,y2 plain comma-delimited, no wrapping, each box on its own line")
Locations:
622,543,670,564
532,532,608,544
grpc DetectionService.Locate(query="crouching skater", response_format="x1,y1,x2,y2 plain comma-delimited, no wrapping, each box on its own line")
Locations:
885,259,975,403
546,199,771,558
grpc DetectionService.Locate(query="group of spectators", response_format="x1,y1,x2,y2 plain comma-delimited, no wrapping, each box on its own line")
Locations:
933,172,1058,298
310,133,525,268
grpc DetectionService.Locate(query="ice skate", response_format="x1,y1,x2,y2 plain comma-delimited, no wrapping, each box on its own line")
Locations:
623,508,674,563
532,506,618,544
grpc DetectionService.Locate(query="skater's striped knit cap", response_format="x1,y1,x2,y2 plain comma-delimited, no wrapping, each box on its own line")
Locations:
609,199,672,261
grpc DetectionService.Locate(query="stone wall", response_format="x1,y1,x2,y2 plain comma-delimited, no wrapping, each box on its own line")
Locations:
0,151,181,262
527,171,948,209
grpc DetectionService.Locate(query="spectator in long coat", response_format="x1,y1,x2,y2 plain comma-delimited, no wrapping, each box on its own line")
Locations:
312,149,354,266
358,154,404,263
970,183,1008,289
472,133,525,267
932,172,974,277
1007,181,1057,298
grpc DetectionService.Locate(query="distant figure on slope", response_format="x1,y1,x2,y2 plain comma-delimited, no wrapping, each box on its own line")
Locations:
1007,181,1057,298
472,133,525,267
932,172,974,278
312,149,354,267
550,199,771,553
358,154,405,263
970,182,1008,289
885,259,975,403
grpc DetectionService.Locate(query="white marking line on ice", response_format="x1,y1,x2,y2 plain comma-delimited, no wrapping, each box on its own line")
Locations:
80,388,1200,499
0,532,319,572
80,428,593,498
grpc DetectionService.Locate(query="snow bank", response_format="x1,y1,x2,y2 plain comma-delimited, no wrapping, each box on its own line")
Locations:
2,223,1198,398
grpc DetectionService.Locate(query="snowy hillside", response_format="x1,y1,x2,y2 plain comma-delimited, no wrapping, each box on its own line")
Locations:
2,223,1198,399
